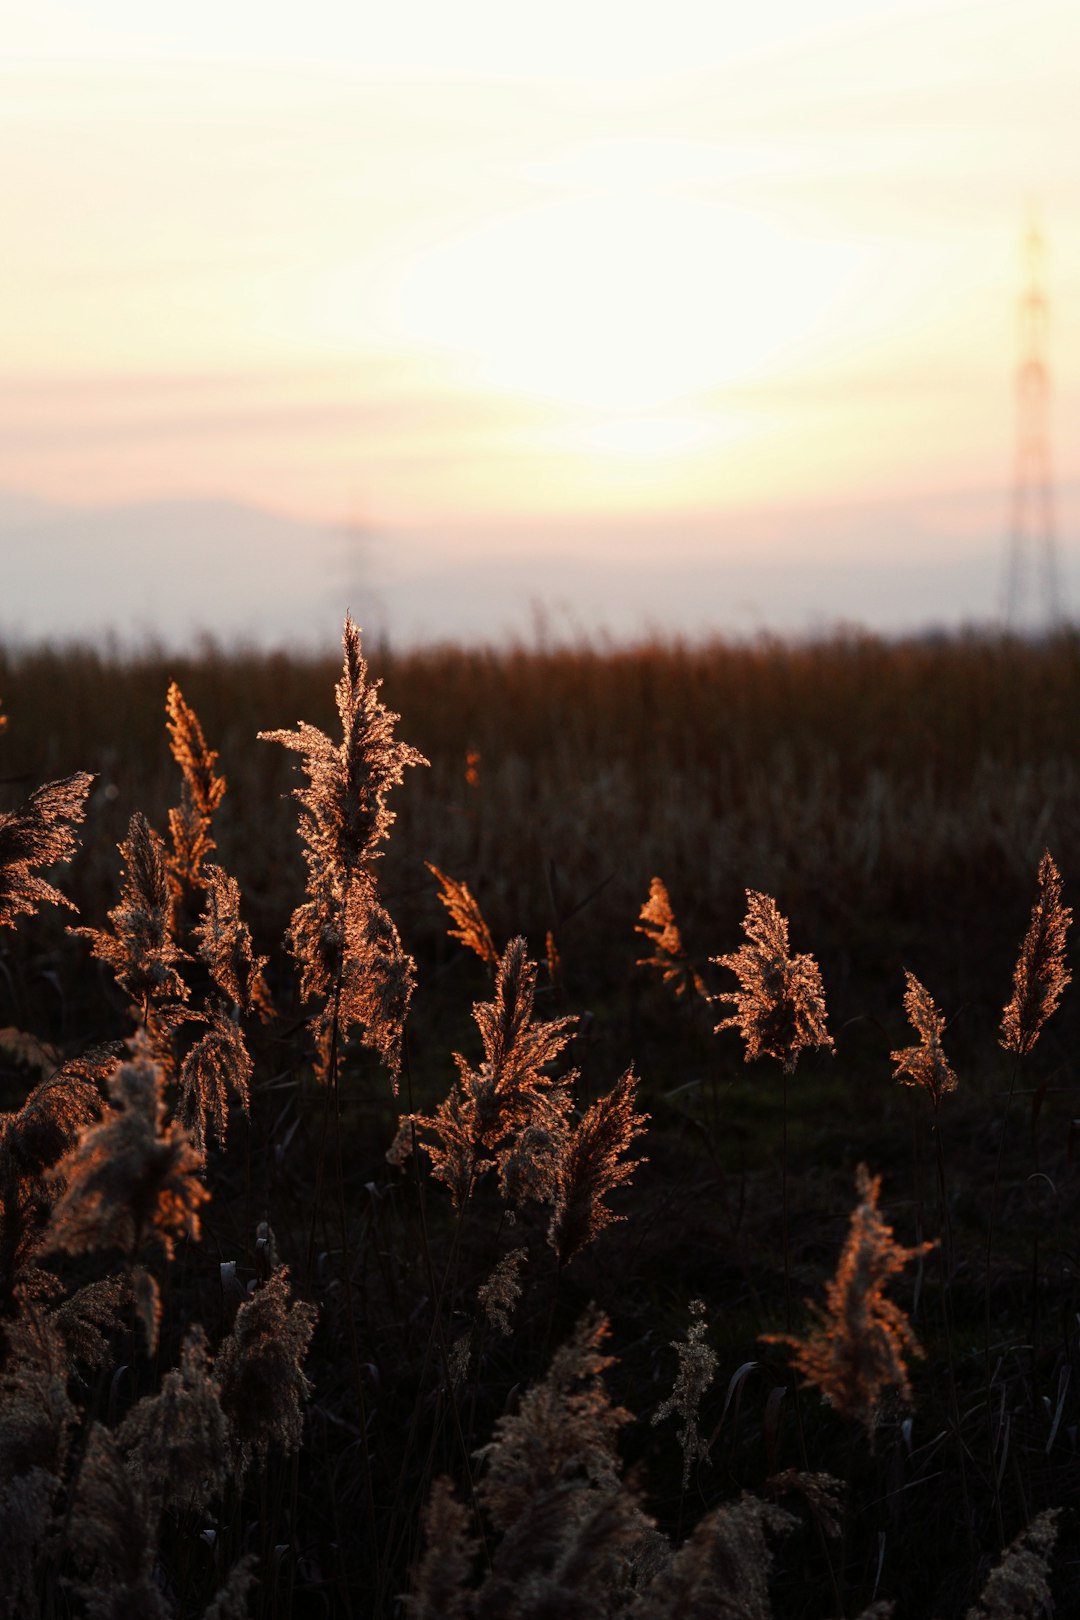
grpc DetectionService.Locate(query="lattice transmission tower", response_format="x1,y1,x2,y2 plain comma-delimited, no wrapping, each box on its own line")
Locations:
1002,219,1064,630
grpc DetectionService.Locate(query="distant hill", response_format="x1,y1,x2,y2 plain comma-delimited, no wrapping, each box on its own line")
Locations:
1,495,353,650
0,485,1055,648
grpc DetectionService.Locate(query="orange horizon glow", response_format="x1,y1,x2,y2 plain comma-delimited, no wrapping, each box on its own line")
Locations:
1,0,1079,550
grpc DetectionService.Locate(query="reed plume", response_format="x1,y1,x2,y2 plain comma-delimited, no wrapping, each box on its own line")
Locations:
116,1323,229,1511
967,1508,1058,1620
890,971,957,1109
260,615,425,1082
651,1299,718,1491
0,1049,112,1314
766,1164,931,1437
405,1477,477,1620
636,876,706,1001
67,1421,166,1620
74,811,189,1009
164,680,225,902
45,1039,208,1349
395,937,576,1205
0,771,93,930
476,1305,630,1533
428,861,498,966
194,863,271,1018
630,1493,795,1620
714,891,833,1073
548,1066,648,1266
477,1246,527,1336
1000,850,1071,1057
176,1001,252,1153
216,1265,316,1469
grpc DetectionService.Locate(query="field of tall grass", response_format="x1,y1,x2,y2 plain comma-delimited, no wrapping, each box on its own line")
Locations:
1,623,1079,1618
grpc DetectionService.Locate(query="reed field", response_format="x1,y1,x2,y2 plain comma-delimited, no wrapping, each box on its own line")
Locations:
1,623,1079,1619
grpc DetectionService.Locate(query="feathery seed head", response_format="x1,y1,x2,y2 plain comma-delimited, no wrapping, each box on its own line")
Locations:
405,938,576,1205
766,1164,932,1437
216,1266,316,1467
890,971,958,1109
259,614,426,881
117,1324,230,1511
651,1299,718,1490
478,1246,528,1336
45,1037,208,1264
636,876,706,1001
73,811,189,1006
194,864,272,1017
548,1066,649,1267
165,681,225,898
428,861,498,966
1000,850,1071,1058
475,1306,630,1535
177,1000,252,1152
966,1507,1059,1620
714,891,833,1073
0,772,93,930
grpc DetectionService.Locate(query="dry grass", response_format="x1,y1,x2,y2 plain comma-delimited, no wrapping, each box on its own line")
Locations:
1,625,1078,1619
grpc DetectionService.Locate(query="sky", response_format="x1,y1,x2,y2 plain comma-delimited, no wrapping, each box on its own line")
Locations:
2,0,1080,645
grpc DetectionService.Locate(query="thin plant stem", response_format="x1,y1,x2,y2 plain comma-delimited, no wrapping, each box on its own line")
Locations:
984,1054,1021,1544
782,1065,792,1333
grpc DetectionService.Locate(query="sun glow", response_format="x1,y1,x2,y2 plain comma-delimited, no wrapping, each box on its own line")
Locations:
394,184,863,413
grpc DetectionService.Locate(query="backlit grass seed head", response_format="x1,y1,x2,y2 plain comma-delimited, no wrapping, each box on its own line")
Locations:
177,1001,253,1152
651,1300,718,1491
405,1476,478,1620
45,1038,208,1265
259,614,426,887
74,811,189,1007
216,1266,316,1467
548,1066,649,1267
402,938,576,1205
334,885,416,1084
714,891,833,1073
891,972,957,1109
0,772,93,930
260,617,425,1079
475,1305,630,1535
165,681,225,897
1000,850,1071,1058
194,864,272,1018
636,876,706,1001
427,860,498,966
640,1492,795,1620
478,1246,528,1336
766,1164,932,1437
117,1324,230,1511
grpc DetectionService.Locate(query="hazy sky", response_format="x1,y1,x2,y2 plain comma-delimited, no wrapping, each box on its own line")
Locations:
3,0,1079,640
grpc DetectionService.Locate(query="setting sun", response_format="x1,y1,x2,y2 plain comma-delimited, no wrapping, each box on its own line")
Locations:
393,180,862,413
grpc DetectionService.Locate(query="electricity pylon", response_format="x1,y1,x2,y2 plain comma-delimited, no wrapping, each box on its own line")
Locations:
1002,219,1064,630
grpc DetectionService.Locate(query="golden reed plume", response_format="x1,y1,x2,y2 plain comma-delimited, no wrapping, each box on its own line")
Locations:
0,772,93,931
714,891,833,1073
636,876,706,1001
1000,850,1071,1058
427,861,498,967
891,971,957,1109
766,1164,932,1437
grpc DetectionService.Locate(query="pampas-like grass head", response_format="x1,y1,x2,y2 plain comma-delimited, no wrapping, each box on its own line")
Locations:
890,971,957,1109
713,891,833,1074
0,772,93,930
765,1164,931,1437
1000,850,1071,1058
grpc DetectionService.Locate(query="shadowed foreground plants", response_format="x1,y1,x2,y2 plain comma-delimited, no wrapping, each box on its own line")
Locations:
1,625,1079,1619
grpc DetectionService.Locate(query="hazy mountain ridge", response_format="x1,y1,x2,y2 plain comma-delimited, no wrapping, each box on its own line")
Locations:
0,487,1065,648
